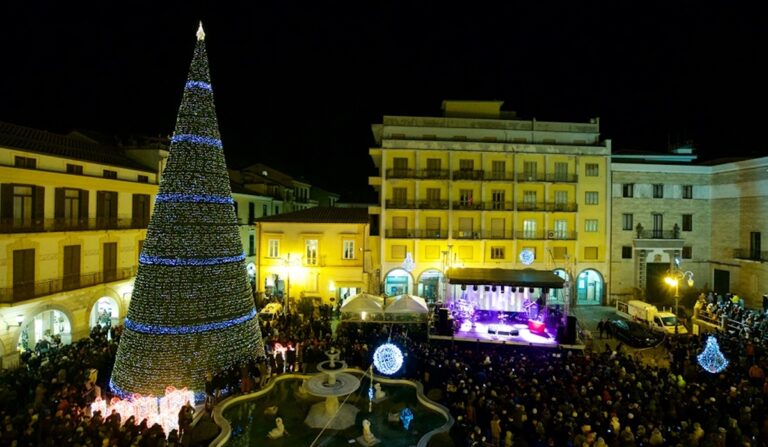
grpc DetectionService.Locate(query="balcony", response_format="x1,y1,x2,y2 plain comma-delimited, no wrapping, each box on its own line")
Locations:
386,168,418,179
419,169,450,179
484,171,516,181
0,266,137,304
453,230,482,239
546,202,578,212
635,229,682,239
453,170,485,181
517,173,547,182
485,201,514,211
452,201,485,210
385,200,417,209
479,230,515,240
385,229,448,239
545,173,579,183
516,202,548,212
0,218,148,233
416,200,449,210
733,249,768,262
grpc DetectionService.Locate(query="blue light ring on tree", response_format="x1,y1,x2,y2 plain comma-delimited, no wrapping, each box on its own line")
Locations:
124,308,257,335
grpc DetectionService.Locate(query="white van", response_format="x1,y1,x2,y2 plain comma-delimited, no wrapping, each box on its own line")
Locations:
616,299,688,335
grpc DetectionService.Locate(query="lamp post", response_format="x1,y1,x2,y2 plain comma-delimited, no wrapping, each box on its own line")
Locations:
664,270,694,334
282,254,300,316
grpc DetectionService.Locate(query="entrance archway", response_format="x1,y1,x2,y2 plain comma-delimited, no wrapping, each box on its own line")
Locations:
383,268,413,296
576,269,604,305
90,296,120,328
549,269,569,305
417,269,443,304
17,309,72,352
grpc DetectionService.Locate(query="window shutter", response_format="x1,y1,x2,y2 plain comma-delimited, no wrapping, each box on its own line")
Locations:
34,186,45,225
110,192,118,218
79,190,89,219
0,184,12,220
96,191,105,218
55,188,65,219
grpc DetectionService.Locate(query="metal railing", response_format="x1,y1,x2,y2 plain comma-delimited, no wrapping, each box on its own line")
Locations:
635,229,681,239
0,266,137,304
484,201,515,211
385,229,448,239
517,174,548,182
516,202,548,212
416,200,449,209
452,201,485,210
483,171,516,181
479,230,515,240
545,173,579,183
386,168,418,179
420,169,450,179
453,230,482,239
385,200,418,209
0,218,148,233
452,170,485,181
733,249,768,262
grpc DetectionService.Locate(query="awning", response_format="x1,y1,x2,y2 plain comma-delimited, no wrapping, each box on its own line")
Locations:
446,268,565,289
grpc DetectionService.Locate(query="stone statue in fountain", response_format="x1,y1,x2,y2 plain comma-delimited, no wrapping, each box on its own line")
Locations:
267,417,286,439
357,419,380,446
373,383,387,401
326,346,341,368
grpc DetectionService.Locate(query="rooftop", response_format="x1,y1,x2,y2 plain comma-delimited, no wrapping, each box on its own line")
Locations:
254,207,369,224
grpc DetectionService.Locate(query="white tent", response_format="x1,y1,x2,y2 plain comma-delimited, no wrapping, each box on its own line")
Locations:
384,294,429,314
340,293,384,313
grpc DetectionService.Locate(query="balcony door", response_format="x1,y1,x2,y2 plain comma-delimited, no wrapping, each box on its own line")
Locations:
751,232,761,260
13,249,35,299
652,213,663,238
490,218,505,238
103,242,117,282
392,216,407,237
63,245,81,290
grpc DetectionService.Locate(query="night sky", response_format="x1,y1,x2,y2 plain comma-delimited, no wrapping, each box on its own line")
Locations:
1,1,765,201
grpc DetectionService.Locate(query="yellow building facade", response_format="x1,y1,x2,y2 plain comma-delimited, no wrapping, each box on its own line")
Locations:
370,101,611,305
0,122,163,368
254,207,373,308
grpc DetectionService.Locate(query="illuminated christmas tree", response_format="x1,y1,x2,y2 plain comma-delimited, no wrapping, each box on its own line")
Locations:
697,335,728,374
110,22,264,397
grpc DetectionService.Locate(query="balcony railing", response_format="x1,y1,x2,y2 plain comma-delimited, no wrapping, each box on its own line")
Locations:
484,201,515,211
0,266,137,304
416,200,449,209
517,202,548,212
385,229,448,239
385,200,417,209
453,230,482,239
517,173,548,182
479,230,515,240
546,202,578,212
545,173,579,183
733,249,768,262
0,218,148,233
452,201,485,210
419,169,450,179
386,168,418,179
484,171,516,181
453,170,485,181
635,229,681,239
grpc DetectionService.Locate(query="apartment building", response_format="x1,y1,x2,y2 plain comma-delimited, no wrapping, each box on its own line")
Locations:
0,122,164,368
369,101,611,305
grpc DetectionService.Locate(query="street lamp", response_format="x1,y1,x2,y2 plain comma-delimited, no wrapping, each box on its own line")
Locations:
664,270,694,334
282,254,301,316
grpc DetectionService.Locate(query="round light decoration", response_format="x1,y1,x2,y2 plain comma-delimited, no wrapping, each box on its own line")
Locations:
246,262,256,277
373,343,404,375
519,249,535,265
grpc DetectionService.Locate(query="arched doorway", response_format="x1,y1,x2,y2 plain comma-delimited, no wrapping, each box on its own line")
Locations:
17,309,72,352
417,269,443,304
549,269,569,305
383,268,413,296
90,296,120,329
576,269,604,305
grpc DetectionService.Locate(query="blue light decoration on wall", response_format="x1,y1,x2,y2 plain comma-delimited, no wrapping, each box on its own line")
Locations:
697,335,729,373
110,22,264,398
373,343,404,375
170,134,223,149
400,407,414,430
155,193,234,204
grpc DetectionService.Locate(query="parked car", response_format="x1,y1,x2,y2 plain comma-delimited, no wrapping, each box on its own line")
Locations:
608,319,665,348
259,302,283,322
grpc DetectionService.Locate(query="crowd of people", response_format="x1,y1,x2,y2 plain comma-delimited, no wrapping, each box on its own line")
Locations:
696,294,768,342
3,298,768,446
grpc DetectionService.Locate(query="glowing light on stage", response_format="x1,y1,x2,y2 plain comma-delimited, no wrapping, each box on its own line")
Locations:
91,387,195,435
373,343,404,375
698,335,728,373
528,319,546,335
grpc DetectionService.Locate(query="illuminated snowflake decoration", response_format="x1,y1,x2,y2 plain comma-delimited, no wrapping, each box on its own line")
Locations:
402,252,415,272
373,343,404,375
697,335,729,374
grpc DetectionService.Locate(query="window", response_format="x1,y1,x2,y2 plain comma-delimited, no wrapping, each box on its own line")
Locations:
459,189,474,207
523,191,537,206
553,220,567,239
96,191,118,225
103,169,117,179
343,240,355,260
682,246,692,259
458,217,473,237
622,213,633,231
682,214,692,231
585,163,599,176
426,217,442,237
391,244,406,260
585,191,599,205
263,204,268,216
248,203,255,223
248,235,255,256
66,164,83,175
14,156,36,169
491,190,505,210
490,218,505,238
554,191,568,208
62,189,83,225
393,157,408,170
491,160,506,179
62,245,81,290
585,219,598,232
750,232,761,260
652,184,664,198
11,185,33,226
137,175,149,183
274,205,280,214
391,216,407,237
523,219,537,238
392,187,407,204
491,247,505,260
622,184,634,198
584,246,598,260
12,248,35,299
553,246,568,259
459,159,474,171
554,162,568,181
523,161,537,180
305,239,318,265
682,185,693,199
621,246,633,259
425,158,442,177
103,242,117,282
267,239,280,258
426,188,441,203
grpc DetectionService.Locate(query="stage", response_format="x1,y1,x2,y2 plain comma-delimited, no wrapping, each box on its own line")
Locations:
430,313,583,349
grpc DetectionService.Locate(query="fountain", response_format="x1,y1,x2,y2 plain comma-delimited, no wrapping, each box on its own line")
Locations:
303,347,361,429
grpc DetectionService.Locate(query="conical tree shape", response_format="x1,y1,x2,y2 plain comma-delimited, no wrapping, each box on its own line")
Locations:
110,23,264,397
